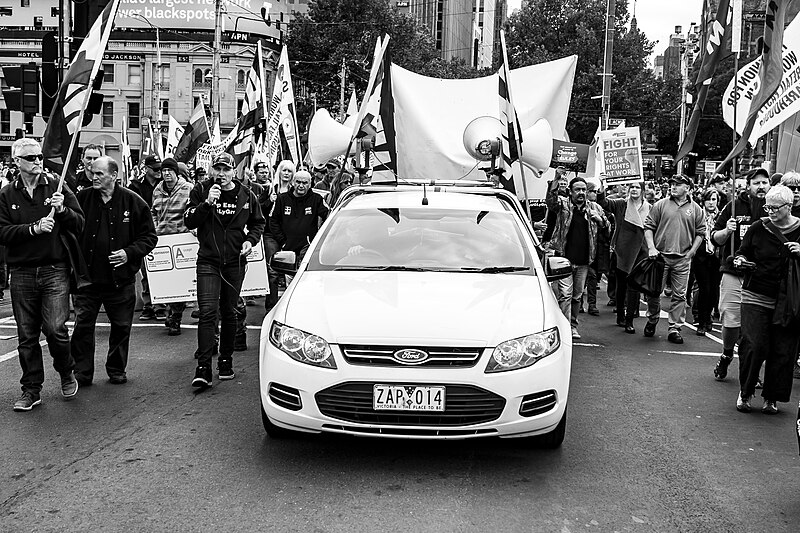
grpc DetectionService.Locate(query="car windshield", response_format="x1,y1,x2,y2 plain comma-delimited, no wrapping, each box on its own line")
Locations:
308,206,533,273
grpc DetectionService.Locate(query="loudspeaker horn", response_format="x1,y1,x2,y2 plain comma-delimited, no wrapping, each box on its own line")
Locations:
463,116,554,173
463,116,502,161
519,118,553,173
307,108,356,167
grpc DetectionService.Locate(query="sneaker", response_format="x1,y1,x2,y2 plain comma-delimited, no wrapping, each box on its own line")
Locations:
696,326,706,336
588,306,600,316
13,391,41,412
109,374,127,385
139,306,156,321
761,400,778,414
168,323,181,336
616,319,626,328
155,308,166,320
714,355,733,381
606,299,616,307
571,327,581,340
736,392,752,413
218,359,235,380
624,323,636,334
643,321,656,338
192,366,212,388
667,331,684,344
794,363,800,379
60,371,78,399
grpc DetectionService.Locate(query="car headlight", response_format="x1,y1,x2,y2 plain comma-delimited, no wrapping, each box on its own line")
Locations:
485,327,560,373
269,321,336,369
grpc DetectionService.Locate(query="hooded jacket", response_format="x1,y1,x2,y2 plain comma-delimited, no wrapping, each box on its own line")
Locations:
184,179,265,266
712,191,767,275
269,188,330,253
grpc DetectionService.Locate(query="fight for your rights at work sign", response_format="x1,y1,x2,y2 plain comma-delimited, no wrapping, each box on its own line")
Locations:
599,127,644,186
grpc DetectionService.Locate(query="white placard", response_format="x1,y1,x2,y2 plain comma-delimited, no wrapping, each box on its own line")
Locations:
145,233,268,304
598,126,644,186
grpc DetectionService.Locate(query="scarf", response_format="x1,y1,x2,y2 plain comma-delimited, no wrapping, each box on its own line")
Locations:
704,208,719,254
624,196,650,229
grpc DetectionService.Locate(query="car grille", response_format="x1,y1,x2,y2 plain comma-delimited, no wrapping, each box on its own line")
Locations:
315,382,505,426
269,382,303,411
519,390,557,417
340,345,482,368
321,424,498,437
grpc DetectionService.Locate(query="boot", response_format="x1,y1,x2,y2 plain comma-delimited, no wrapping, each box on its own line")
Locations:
714,354,733,381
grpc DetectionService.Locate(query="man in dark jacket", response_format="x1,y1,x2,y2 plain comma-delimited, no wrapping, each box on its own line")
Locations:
269,169,329,262
185,153,265,387
711,168,770,381
71,156,157,386
0,138,84,411
129,155,163,320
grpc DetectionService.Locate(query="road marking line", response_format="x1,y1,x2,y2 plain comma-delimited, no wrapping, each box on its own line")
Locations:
0,340,46,363
0,321,263,330
575,343,603,347
656,350,736,358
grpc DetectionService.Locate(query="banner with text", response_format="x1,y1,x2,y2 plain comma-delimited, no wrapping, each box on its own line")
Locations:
599,127,644,186
145,233,268,304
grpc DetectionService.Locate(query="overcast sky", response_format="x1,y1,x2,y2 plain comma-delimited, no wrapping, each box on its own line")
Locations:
506,0,702,61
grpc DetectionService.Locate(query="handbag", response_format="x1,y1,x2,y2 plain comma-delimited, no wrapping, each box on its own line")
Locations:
762,220,800,327
627,254,666,298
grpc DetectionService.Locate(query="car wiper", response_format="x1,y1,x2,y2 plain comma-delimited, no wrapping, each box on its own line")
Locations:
332,265,430,272
460,266,531,273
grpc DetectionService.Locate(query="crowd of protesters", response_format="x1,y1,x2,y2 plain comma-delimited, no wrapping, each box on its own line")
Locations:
0,137,346,411
541,166,800,415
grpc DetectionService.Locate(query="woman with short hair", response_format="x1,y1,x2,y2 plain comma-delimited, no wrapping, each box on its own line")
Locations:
734,185,800,414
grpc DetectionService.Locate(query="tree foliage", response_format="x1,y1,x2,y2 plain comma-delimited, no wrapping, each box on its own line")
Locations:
504,0,674,146
286,0,482,127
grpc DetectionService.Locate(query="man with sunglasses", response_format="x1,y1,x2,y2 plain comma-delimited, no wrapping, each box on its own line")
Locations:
780,172,800,216
0,138,84,411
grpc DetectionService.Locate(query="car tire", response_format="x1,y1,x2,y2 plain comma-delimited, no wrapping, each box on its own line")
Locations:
260,404,298,439
520,411,566,449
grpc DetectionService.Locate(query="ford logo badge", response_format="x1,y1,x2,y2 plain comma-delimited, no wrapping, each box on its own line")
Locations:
393,348,429,365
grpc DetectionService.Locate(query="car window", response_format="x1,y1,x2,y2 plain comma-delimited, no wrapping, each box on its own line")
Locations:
309,206,533,272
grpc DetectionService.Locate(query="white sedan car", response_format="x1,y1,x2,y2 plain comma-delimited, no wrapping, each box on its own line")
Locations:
259,183,573,447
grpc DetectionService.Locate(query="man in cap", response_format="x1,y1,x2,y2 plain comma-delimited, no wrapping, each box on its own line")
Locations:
643,174,706,344
711,167,770,380
71,156,157,385
130,155,163,320
151,157,193,336
709,174,730,209
185,152,265,387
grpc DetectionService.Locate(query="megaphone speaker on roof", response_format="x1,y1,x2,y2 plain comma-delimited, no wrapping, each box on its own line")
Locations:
307,108,356,168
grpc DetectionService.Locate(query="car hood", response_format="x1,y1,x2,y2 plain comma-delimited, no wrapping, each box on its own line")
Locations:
280,271,547,346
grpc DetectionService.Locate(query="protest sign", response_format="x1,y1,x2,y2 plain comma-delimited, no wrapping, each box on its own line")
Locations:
550,140,589,172
599,127,644,186
145,233,268,304
194,142,226,172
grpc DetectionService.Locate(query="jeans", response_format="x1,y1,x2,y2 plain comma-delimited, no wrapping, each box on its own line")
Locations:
264,234,280,310
10,264,74,394
691,253,721,327
558,264,589,327
71,283,136,381
196,261,246,368
739,303,800,402
167,302,186,325
586,266,598,308
646,254,691,332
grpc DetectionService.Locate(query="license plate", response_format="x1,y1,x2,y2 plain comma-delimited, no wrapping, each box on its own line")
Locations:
373,385,445,411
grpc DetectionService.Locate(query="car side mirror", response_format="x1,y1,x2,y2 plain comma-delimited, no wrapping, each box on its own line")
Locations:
545,256,572,282
270,250,297,276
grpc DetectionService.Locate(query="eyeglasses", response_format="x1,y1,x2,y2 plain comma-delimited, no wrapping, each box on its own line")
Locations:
763,203,790,213
17,153,43,162
787,185,800,191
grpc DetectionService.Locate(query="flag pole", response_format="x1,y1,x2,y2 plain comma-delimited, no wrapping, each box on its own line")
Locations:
53,77,95,200
730,0,742,221
500,30,533,222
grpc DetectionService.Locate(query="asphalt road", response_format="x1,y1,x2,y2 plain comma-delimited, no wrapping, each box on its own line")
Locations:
0,294,799,533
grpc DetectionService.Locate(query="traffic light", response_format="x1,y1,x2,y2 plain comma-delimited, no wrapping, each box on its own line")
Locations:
41,30,58,118
1,65,22,112
21,63,39,114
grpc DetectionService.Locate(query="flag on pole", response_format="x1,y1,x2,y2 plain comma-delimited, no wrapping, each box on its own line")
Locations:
370,45,397,178
676,0,731,163
164,115,184,158
228,42,265,165
266,45,302,165
498,30,530,204
350,36,390,145
147,118,164,159
174,99,210,163
121,115,132,186
716,0,791,173
42,0,120,174
345,89,358,121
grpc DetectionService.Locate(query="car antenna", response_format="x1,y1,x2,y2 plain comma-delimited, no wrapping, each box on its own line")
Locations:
421,182,429,205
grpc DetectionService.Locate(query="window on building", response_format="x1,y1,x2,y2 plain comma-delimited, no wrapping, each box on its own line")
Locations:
160,65,170,89
237,99,243,116
194,69,203,85
128,64,141,85
128,101,140,129
102,101,114,128
23,112,33,134
194,96,200,109
21,0,30,7
237,69,245,89
193,67,211,87
160,100,169,119
103,64,114,83
0,110,9,134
